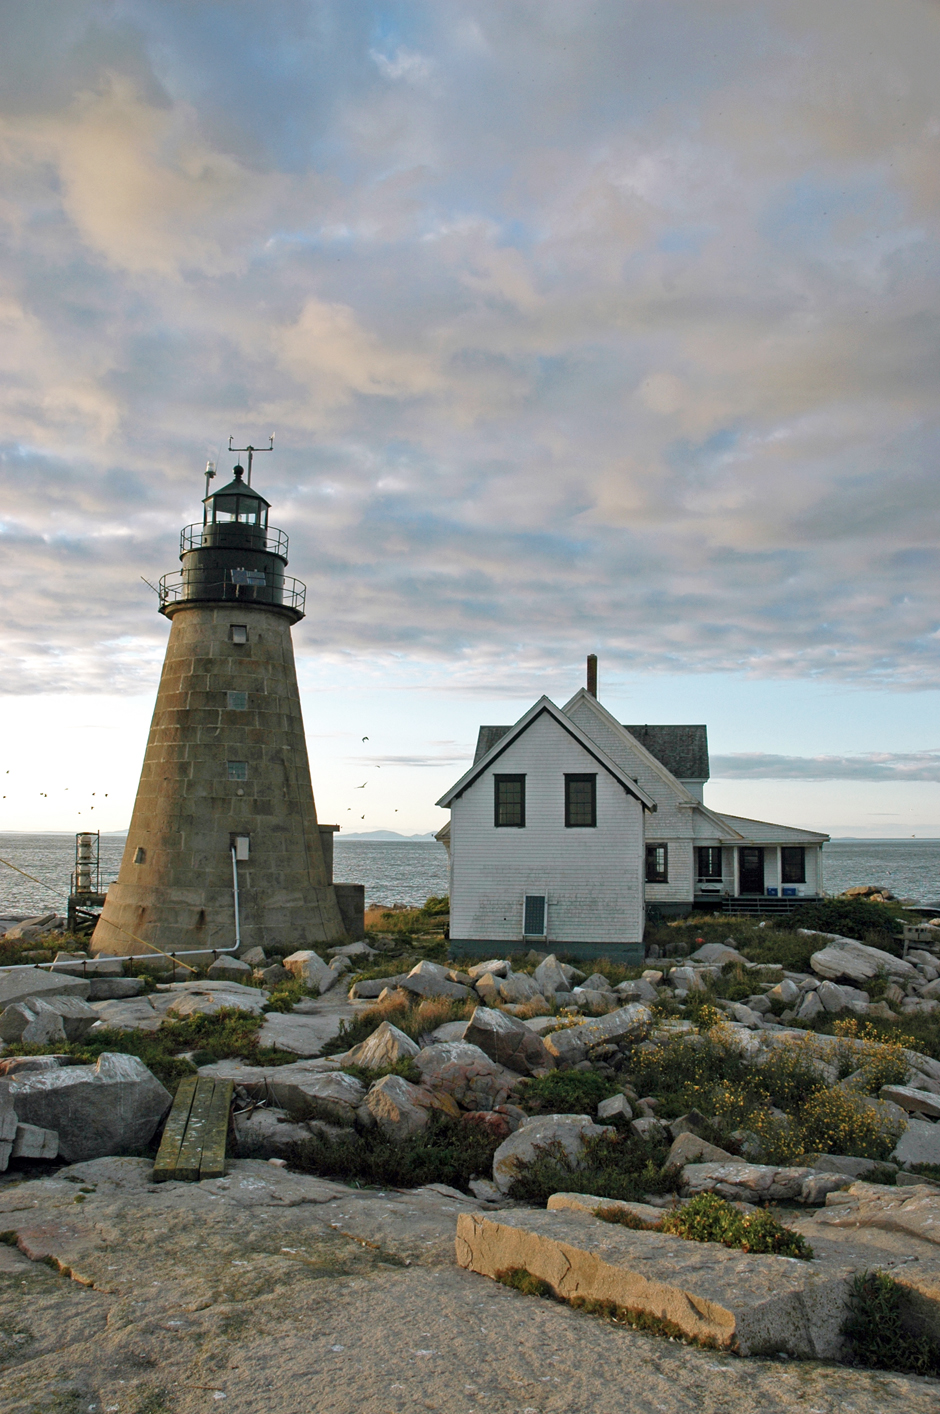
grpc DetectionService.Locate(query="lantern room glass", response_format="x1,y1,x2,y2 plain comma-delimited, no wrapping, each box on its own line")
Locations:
211,493,268,528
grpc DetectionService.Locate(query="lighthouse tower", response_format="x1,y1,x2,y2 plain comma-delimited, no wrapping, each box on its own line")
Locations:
93,456,347,958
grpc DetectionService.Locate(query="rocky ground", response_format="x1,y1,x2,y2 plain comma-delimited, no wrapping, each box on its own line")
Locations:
1,1156,938,1414
3,912,940,1404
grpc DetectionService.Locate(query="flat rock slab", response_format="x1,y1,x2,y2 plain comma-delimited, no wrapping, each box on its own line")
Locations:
456,1207,856,1358
0,1163,937,1413
257,1009,347,1055
89,997,165,1032
813,1179,940,1248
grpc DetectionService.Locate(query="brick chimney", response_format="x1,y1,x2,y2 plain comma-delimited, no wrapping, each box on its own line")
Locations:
586,653,597,697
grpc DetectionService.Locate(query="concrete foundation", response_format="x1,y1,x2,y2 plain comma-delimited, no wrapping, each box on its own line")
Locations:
93,602,346,958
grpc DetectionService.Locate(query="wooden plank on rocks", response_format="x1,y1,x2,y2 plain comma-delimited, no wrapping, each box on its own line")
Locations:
173,1077,217,1182
152,1074,198,1182
199,1079,233,1180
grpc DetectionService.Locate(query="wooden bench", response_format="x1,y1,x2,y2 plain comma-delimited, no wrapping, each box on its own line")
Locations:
153,1075,233,1182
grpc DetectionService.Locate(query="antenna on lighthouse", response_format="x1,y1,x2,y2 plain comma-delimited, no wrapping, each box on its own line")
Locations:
228,434,274,488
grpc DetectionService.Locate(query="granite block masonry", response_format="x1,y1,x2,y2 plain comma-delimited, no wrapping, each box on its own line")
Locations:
93,459,357,959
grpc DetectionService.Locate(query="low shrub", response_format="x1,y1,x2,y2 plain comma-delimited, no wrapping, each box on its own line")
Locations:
843,1270,940,1375
263,977,312,1013
286,1110,500,1190
421,895,450,917
658,1193,813,1259
795,1087,904,1162
779,899,906,950
630,1027,749,1101
518,1070,620,1116
754,1037,832,1110
831,1018,912,1091
506,1130,676,1206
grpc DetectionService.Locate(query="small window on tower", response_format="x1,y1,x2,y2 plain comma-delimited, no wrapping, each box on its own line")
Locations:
230,624,248,644
227,761,248,781
227,691,247,710
133,847,146,865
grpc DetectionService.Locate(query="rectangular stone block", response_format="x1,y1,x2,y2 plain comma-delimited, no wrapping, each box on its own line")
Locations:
455,1208,855,1358
11,1122,58,1160
0,968,91,1010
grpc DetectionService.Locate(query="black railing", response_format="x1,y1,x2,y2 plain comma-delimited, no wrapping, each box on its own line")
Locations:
158,570,306,614
180,523,289,557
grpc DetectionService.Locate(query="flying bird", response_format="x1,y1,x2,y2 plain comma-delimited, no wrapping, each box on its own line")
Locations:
355,782,367,789
362,736,369,741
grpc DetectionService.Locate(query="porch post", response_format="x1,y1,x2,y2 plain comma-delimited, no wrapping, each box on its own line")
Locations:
732,848,740,899
776,845,783,895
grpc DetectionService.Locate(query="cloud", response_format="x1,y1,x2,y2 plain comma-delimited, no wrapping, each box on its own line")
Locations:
711,751,940,782
0,0,937,697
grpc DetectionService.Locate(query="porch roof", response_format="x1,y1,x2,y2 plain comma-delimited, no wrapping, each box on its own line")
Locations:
711,813,829,845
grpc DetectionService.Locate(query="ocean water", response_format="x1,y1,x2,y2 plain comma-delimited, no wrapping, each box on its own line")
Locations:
821,840,940,907
0,834,936,919
0,834,451,917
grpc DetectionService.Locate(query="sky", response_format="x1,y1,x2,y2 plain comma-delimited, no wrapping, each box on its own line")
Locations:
0,0,938,839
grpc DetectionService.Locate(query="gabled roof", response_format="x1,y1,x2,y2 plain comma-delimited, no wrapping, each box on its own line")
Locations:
437,696,656,810
713,813,829,845
473,726,512,764
563,689,702,807
623,724,709,780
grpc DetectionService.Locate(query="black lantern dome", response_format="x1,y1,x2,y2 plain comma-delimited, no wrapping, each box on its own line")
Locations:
158,461,305,621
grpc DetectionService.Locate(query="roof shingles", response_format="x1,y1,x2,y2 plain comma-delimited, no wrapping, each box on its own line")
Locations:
623,724,709,780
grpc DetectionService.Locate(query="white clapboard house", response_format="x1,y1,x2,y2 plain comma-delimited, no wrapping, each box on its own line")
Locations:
435,676,827,962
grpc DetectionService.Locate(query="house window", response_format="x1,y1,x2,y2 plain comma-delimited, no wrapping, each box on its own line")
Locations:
230,624,248,644
494,775,525,827
565,774,596,827
697,846,722,880
523,894,546,936
227,691,247,710
781,847,806,884
227,761,248,781
646,843,668,883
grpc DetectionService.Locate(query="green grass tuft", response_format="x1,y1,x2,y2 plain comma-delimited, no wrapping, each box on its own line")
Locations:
494,1267,721,1347
494,1266,556,1299
843,1270,940,1375
658,1193,813,1259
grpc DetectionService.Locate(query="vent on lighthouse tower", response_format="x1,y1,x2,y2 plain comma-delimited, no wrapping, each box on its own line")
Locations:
92,442,356,960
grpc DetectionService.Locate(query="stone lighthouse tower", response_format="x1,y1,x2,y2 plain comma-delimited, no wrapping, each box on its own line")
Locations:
93,454,348,958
